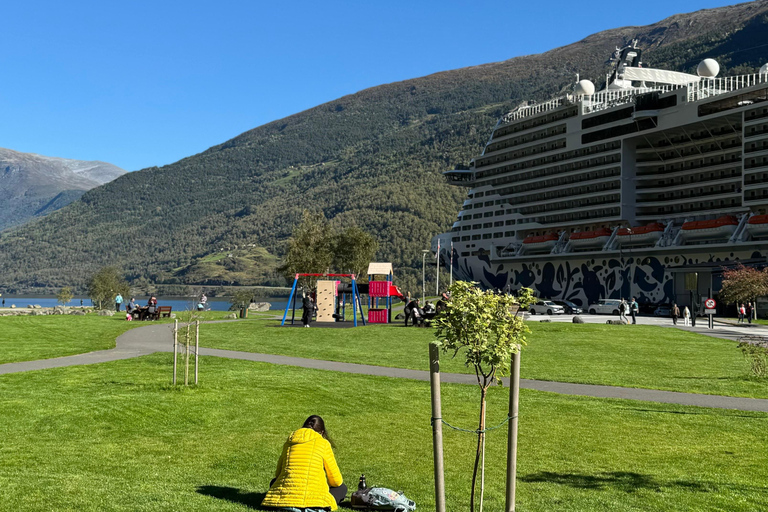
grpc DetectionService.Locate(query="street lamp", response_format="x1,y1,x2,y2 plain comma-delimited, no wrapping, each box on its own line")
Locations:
422,249,430,303
620,228,633,299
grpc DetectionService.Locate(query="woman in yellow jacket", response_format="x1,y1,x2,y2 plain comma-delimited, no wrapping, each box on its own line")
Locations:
262,415,346,511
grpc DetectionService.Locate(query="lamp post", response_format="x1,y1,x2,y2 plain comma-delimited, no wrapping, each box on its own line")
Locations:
422,249,430,304
620,228,633,299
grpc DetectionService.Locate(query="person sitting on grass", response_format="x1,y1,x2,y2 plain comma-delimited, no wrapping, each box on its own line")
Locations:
262,415,346,511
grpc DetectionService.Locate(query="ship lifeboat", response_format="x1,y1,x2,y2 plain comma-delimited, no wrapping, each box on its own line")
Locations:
522,233,559,253
745,214,768,238
679,216,738,242
616,223,665,246
568,228,612,249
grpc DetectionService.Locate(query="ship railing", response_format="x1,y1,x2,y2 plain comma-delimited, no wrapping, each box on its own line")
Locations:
501,97,571,123
688,73,768,102
581,85,680,114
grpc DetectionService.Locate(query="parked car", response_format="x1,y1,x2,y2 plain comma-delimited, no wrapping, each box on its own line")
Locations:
529,300,565,315
587,299,622,315
552,300,583,315
654,305,672,317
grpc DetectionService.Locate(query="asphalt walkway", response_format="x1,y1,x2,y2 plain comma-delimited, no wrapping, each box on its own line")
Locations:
2,320,768,413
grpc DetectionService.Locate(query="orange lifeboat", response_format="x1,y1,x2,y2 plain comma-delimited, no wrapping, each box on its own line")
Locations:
616,223,664,246
746,214,768,237
569,228,612,248
680,216,738,241
522,233,559,253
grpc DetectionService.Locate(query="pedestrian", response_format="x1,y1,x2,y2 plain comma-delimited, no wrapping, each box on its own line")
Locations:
746,302,753,324
630,297,639,324
619,299,628,323
683,306,690,326
738,303,746,323
115,293,123,312
80,299,83,307
302,292,316,328
671,303,680,325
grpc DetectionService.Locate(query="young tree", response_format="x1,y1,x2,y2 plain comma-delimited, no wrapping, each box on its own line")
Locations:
56,287,74,306
432,282,534,512
87,267,130,310
719,264,768,310
280,210,334,288
333,226,378,279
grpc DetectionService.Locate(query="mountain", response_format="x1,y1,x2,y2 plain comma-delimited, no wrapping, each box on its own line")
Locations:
1,1,767,294
0,148,126,231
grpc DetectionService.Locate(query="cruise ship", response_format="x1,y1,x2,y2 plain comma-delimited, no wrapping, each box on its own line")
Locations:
432,42,768,310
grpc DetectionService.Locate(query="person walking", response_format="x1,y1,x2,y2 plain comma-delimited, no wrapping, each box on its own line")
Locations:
683,306,691,326
630,297,639,324
115,293,123,312
746,302,753,324
738,303,746,323
619,299,629,323
671,303,680,325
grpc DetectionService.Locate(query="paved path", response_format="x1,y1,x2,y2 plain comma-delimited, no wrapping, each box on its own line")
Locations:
2,321,768,413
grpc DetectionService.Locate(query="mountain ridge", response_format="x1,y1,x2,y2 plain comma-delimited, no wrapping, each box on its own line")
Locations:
0,147,126,231
1,0,767,294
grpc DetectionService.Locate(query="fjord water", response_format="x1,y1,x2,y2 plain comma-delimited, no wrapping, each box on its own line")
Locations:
0,297,290,311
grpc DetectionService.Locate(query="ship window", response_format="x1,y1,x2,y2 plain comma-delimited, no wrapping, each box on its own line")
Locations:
472,235,481,240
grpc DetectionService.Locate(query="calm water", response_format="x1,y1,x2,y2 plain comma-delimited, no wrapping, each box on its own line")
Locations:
0,296,291,312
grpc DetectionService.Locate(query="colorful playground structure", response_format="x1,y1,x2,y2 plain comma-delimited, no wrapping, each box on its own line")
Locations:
280,264,405,327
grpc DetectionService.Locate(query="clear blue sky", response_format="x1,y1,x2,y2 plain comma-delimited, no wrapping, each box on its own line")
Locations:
0,0,738,171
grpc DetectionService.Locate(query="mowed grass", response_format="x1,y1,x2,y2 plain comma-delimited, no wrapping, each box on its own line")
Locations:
0,316,136,364
199,320,768,398
0,354,765,511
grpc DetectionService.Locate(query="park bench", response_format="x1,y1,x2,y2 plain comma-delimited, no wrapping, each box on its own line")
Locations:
155,306,172,320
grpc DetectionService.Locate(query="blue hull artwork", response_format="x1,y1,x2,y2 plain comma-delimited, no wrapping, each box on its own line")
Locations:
448,248,767,307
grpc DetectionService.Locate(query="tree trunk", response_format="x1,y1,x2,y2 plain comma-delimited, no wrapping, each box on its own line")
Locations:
470,387,488,512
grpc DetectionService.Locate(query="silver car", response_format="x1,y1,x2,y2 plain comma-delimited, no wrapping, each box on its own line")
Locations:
529,300,565,315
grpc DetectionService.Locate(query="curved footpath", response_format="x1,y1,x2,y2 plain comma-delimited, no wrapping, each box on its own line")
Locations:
1,321,768,413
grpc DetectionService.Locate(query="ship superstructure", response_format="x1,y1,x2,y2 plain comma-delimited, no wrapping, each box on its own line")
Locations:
434,42,768,309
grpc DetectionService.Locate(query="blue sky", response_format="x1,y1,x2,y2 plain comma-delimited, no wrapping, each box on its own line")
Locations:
0,0,738,171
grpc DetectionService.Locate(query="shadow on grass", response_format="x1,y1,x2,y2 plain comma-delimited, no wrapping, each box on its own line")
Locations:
197,485,267,509
519,471,711,493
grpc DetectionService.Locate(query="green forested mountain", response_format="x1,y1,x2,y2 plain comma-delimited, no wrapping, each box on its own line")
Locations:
2,1,768,294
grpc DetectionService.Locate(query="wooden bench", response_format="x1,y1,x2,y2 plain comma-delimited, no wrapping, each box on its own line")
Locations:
156,306,172,320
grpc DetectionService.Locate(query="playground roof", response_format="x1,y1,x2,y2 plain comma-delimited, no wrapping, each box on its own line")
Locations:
367,262,393,276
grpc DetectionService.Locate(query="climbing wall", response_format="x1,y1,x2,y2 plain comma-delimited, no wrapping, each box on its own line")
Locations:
316,280,337,322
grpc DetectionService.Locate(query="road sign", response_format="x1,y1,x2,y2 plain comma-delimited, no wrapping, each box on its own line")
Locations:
705,298,716,309
705,309,716,315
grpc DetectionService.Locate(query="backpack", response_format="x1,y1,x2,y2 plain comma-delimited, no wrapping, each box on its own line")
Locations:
351,487,416,511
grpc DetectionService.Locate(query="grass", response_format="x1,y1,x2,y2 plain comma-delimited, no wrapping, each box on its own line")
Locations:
0,354,765,511
0,311,253,365
198,320,768,398
0,315,136,364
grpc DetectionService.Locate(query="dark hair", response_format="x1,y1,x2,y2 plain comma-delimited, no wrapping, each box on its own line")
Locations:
303,415,335,447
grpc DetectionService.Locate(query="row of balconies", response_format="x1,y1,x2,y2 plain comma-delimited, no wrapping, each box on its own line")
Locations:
745,106,768,123
497,167,620,197
475,138,566,169
518,194,620,216
494,106,578,138
636,139,741,163
637,168,740,188
506,179,620,206
474,140,620,178
636,200,742,219
485,124,567,155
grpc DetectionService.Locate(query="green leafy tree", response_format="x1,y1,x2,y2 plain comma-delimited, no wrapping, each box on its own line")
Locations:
280,210,334,289
87,267,130,310
333,226,378,279
719,264,768,311
432,282,534,512
229,288,255,311
56,287,74,306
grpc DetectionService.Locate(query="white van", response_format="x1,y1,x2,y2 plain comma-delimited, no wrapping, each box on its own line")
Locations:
588,299,622,315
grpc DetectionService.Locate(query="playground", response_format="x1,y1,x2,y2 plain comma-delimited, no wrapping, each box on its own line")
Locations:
1,311,767,511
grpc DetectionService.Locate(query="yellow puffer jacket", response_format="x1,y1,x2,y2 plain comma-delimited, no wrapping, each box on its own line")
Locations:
262,428,343,510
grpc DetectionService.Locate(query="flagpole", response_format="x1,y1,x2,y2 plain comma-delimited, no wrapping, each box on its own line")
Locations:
450,241,453,287
436,240,440,296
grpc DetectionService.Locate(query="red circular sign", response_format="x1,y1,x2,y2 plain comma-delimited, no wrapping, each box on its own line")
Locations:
705,299,716,309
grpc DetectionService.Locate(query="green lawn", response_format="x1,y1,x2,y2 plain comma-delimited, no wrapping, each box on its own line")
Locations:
0,315,136,364
199,320,768,398
0,354,765,511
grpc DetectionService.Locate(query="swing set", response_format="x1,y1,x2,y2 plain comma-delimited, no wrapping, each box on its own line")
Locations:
281,273,367,327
